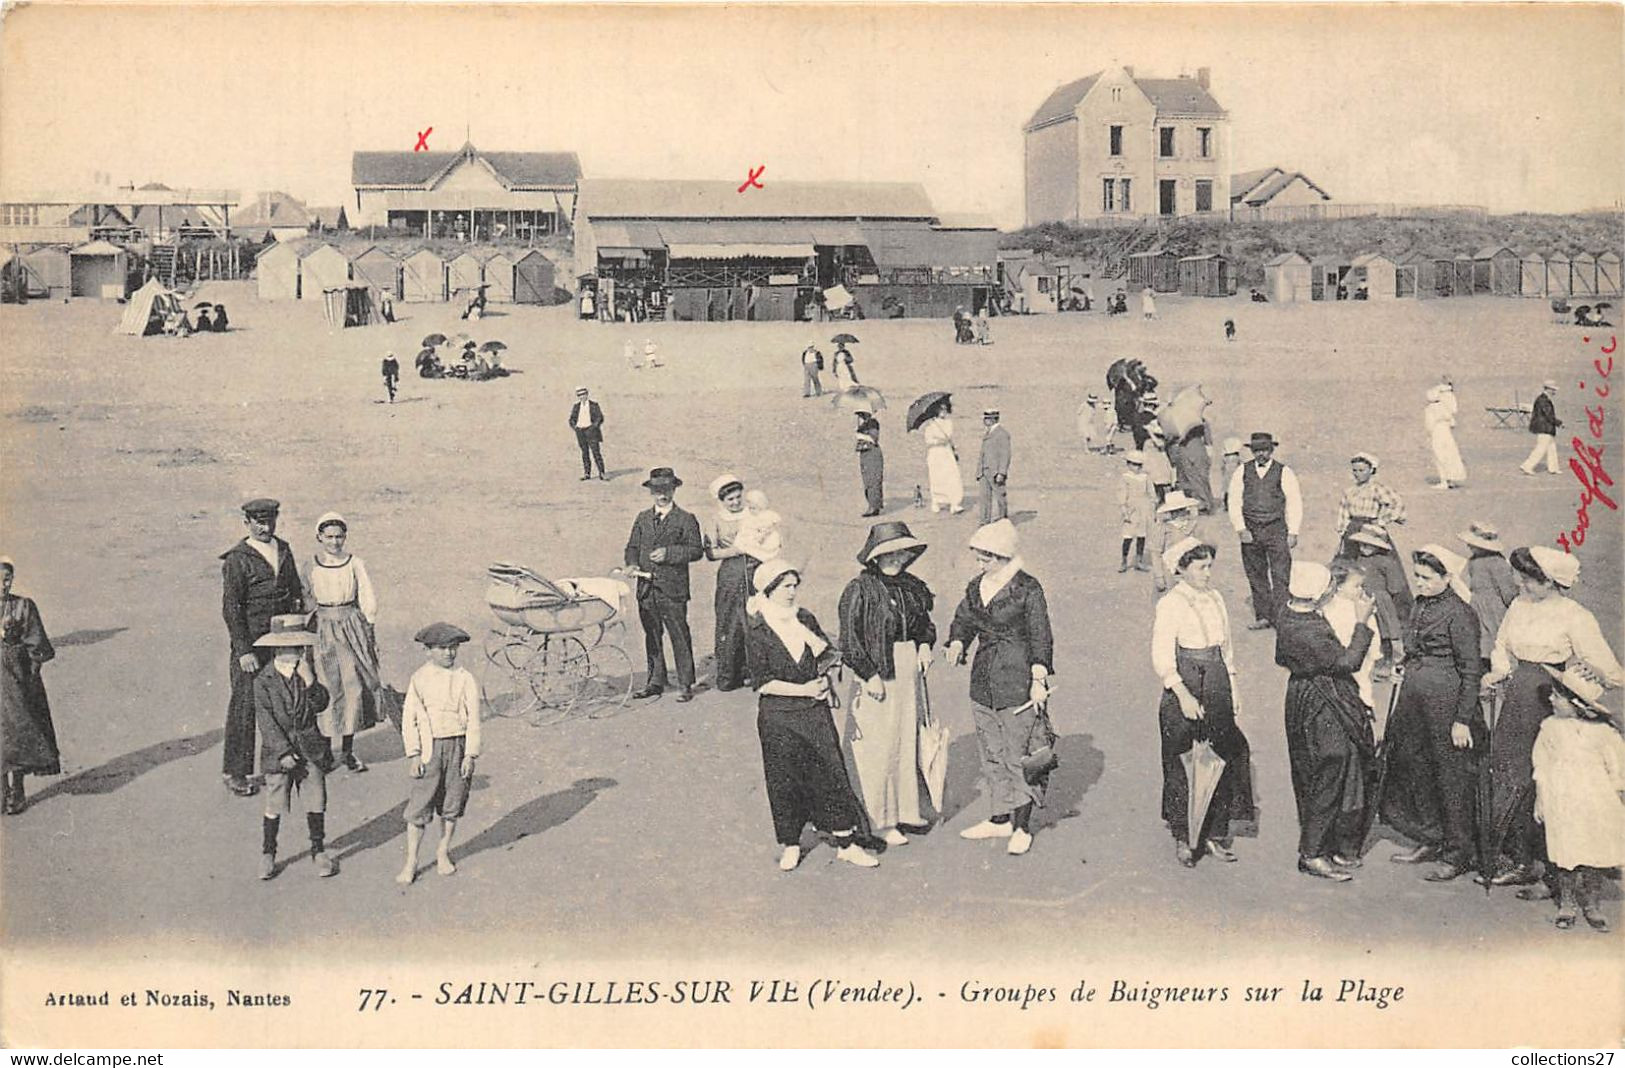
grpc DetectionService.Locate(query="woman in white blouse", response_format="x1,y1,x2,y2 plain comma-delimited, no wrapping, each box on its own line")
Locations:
1481,545,1624,889
921,400,966,514
1151,536,1256,867
300,512,381,772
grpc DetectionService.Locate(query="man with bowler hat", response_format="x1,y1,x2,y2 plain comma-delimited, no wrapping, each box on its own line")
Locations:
568,386,607,481
625,468,704,702
1226,432,1302,630
976,409,1012,524
220,498,305,796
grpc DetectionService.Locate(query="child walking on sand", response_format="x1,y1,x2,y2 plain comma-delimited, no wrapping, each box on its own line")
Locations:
1532,666,1625,932
1118,451,1156,574
253,615,337,880
398,622,482,885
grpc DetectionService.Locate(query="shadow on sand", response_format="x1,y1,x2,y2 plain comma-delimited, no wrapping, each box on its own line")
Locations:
29,727,225,806
452,776,618,864
938,731,1104,830
53,627,129,648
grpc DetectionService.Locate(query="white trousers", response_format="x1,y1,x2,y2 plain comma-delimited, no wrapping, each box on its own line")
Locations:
1521,434,1559,473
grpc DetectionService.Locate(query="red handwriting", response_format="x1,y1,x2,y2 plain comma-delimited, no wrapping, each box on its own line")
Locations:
1557,336,1617,552
414,127,433,152
737,165,765,193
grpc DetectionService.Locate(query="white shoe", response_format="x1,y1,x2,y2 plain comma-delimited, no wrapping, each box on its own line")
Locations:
881,828,909,846
778,846,801,872
959,819,1014,840
1007,829,1033,856
836,844,880,868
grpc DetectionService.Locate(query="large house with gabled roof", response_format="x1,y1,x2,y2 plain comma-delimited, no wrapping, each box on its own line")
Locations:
351,141,581,241
1023,66,1231,226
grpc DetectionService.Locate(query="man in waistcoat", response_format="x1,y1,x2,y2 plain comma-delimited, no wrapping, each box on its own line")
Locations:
220,498,305,796
1227,432,1303,630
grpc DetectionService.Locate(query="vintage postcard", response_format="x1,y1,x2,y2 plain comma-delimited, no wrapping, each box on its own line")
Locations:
0,1,1621,1050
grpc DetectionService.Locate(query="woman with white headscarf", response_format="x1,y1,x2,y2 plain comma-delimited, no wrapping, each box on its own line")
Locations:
1423,384,1467,489
299,513,380,772
1378,545,1484,881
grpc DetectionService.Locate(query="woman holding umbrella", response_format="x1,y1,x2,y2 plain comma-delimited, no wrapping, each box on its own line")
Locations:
1481,546,1624,889
946,519,1055,857
838,522,937,846
831,336,860,391
908,393,965,515
1152,537,1255,867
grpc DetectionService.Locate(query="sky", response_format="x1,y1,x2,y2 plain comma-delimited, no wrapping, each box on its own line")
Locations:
1,3,1622,227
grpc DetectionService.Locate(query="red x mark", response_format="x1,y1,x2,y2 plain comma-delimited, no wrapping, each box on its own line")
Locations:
737,165,765,193
414,127,433,152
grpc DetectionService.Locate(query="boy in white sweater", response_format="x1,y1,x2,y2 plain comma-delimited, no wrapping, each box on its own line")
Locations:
397,622,482,885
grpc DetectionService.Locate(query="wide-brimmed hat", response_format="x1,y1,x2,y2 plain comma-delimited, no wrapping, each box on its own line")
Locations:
254,614,317,648
1123,450,1146,466
709,473,744,500
751,557,800,595
1222,437,1243,455
1162,535,1207,577
1288,561,1333,602
315,511,347,534
241,497,280,518
574,385,589,396
1349,452,1379,470
1415,542,1468,579
858,521,927,567
1542,665,1613,718
414,621,471,646
1543,380,1559,392
1457,521,1502,553
642,467,683,490
1529,545,1579,589
1157,490,1200,515
1348,526,1392,551
968,518,1019,559
1248,432,1278,450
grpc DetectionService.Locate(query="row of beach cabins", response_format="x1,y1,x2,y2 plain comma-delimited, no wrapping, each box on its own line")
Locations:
255,240,564,304
1259,247,1623,304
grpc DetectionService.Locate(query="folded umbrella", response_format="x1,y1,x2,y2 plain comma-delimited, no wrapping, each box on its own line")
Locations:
916,668,949,813
831,385,887,413
1356,666,1406,850
906,391,953,432
1181,739,1227,849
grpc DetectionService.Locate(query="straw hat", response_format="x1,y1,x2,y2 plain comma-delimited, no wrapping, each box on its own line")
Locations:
1457,521,1502,553
1288,561,1333,602
1542,665,1613,718
1123,450,1146,466
968,519,1019,559
1529,545,1579,589
857,521,927,567
1347,526,1392,551
1156,490,1200,515
1222,437,1243,456
253,614,317,648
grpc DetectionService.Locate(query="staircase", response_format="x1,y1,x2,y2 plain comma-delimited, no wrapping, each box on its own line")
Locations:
1102,223,1159,281
148,243,178,287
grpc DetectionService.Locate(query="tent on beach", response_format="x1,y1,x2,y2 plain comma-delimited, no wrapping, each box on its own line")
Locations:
114,278,183,336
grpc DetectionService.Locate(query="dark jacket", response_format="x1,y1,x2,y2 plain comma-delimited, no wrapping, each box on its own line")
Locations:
568,400,605,444
221,538,304,658
1529,393,1561,436
253,663,334,774
624,505,705,601
746,609,840,715
948,570,1054,709
1401,590,1483,725
838,569,936,682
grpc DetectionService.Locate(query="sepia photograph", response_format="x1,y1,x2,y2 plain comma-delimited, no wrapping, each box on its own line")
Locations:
0,1,1621,1050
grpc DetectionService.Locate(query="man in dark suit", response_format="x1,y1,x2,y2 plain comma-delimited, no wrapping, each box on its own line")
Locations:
1520,380,1562,475
625,468,704,702
220,498,305,796
568,387,607,481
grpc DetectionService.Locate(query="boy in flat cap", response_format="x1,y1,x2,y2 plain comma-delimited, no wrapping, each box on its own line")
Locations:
252,615,335,880
220,498,304,797
398,622,482,885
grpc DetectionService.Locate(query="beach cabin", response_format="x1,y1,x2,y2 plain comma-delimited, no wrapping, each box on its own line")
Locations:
1017,260,1062,313
1545,252,1571,298
1473,246,1520,296
483,251,516,302
349,246,400,299
297,244,350,301
1597,251,1622,297
512,249,557,304
21,246,72,300
1344,252,1397,301
1396,250,1445,298
1309,255,1346,301
69,240,130,299
321,285,381,328
448,250,485,296
1570,252,1598,297
1263,252,1311,303
1452,254,1476,297
402,248,447,302
255,240,301,300
0,249,21,303
1178,253,1230,298
1127,248,1179,293
1519,251,1547,298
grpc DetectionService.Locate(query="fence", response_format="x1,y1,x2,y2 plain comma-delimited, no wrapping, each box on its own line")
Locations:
1228,203,1489,224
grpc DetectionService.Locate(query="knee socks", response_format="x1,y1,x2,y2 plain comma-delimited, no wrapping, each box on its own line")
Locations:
307,812,326,854
262,816,280,856
1135,537,1146,563
1120,538,1133,564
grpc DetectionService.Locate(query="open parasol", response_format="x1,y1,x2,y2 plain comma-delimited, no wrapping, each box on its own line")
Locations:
1181,738,1227,849
1106,358,1134,390
479,340,507,353
906,391,953,432
193,300,216,310
831,333,860,344
421,333,447,347
830,385,887,413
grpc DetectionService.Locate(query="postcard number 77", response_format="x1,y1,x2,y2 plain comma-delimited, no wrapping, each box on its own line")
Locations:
358,988,392,1012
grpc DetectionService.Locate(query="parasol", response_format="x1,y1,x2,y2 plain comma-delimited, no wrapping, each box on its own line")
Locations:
1105,358,1133,390
193,301,216,310
421,333,447,347
1356,666,1405,850
906,391,953,432
831,333,860,344
479,340,507,353
1475,683,1505,892
415,347,437,364
917,667,949,812
830,385,887,413
1181,738,1227,849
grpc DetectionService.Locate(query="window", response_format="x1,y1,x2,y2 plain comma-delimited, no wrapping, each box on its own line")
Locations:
1198,127,1213,159
1102,179,1115,213
1159,127,1176,158
1120,179,1132,213
1195,180,1213,213
1109,125,1123,156
1,204,40,226
1111,87,1122,102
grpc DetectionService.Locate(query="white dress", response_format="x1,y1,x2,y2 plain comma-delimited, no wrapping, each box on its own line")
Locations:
1532,717,1625,869
922,416,964,510
1424,396,1467,485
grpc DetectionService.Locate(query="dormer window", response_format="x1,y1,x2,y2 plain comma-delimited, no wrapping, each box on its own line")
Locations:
1111,87,1122,102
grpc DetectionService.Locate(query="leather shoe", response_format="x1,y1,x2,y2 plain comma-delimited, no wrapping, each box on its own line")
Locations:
675,688,695,703
1423,862,1472,882
1515,883,1554,901
1205,840,1238,863
225,775,259,797
1331,853,1363,869
1246,619,1273,631
1390,844,1437,864
631,686,663,700
1298,856,1353,882
1175,842,1197,868
1489,864,1541,887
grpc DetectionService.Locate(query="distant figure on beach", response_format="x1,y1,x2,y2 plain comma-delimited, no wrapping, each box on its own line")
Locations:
212,303,231,331
1141,287,1157,321
801,343,824,397
196,306,214,332
381,352,399,403
1424,384,1467,490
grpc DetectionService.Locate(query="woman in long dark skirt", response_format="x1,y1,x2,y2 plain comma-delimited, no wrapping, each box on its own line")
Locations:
1151,538,1256,867
1275,561,1377,882
703,474,755,692
1379,545,1484,881
745,559,878,872
1481,546,1624,891
2,558,60,815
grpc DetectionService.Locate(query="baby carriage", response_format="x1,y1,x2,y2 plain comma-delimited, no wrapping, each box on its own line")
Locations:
483,563,636,725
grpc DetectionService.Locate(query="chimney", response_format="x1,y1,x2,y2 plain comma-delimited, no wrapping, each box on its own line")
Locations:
1122,65,1134,78
1197,67,1210,89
